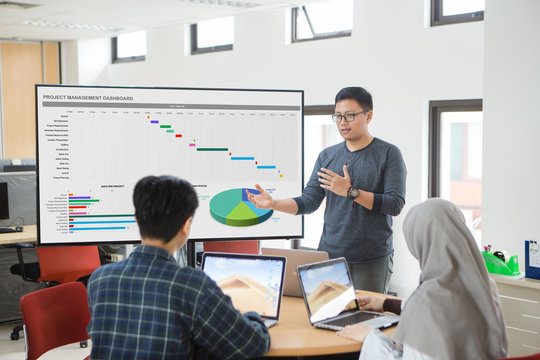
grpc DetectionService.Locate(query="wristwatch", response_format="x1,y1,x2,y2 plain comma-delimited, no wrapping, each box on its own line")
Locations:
347,186,360,200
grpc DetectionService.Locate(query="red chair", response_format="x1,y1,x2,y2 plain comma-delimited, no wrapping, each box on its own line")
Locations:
9,245,101,341
11,245,101,284
35,246,101,283
20,281,91,360
500,353,540,360
203,240,259,254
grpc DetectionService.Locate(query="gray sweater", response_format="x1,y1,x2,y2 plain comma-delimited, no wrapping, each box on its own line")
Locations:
294,138,406,263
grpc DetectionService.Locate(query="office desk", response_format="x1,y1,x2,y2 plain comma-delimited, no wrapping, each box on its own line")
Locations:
266,291,397,357
0,224,37,245
0,224,39,322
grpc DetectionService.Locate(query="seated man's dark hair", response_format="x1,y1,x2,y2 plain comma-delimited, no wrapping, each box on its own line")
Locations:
133,175,199,243
335,87,373,111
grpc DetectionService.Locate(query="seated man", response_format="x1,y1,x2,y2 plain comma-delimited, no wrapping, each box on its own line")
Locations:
87,175,270,360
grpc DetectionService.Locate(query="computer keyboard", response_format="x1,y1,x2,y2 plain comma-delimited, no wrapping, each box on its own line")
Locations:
0,227,16,233
264,319,278,328
323,311,381,327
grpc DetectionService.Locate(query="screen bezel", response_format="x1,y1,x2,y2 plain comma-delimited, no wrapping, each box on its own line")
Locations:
296,257,360,325
36,84,304,246
0,182,9,220
201,252,287,320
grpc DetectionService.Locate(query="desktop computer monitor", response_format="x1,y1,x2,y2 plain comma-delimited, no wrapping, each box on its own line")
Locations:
0,182,8,220
0,172,36,227
4,165,37,172
36,85,304,246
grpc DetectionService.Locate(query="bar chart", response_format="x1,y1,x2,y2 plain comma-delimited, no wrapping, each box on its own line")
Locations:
68,194,135,232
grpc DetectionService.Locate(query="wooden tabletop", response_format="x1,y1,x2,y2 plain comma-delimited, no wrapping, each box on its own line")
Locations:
0,224,37,245
266,291,397,357
0,230,398,357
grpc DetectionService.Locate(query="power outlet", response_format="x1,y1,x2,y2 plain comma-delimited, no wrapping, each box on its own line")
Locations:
106,253,124,262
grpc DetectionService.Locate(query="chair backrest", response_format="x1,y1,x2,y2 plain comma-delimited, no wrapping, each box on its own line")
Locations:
203,240,259,254
37,245,101,283
500,353,540,360
20,282,90,360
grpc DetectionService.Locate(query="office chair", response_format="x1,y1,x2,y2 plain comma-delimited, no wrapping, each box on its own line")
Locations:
20,281,91,360
203,240,259,254
8,244,101,340
196,240,259,266
9,245,101,284
500,353,540,360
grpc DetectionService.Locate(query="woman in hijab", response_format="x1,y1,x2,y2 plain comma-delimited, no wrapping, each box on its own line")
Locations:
337,198,508,359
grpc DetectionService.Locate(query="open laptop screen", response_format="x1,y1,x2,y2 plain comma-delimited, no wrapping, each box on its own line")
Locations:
297,258,358,323
202,252,286,319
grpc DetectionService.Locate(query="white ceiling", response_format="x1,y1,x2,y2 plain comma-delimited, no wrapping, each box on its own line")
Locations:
0,0,313,41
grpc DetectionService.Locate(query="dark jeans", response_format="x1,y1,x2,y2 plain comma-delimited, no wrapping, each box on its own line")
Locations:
349,252,394,294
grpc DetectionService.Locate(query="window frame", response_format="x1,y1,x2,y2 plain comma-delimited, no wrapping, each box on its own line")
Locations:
291,6,352,43
431,0,484,26
304,105,335,116
293,104,335,250
111,36,146,64
190,23,233,55
428,99,483,198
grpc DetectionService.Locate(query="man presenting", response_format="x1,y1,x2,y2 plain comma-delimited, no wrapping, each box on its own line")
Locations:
248,87,406,293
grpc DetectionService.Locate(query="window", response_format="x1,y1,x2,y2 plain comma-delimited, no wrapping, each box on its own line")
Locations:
431,0,484,26
191,16,234,55
429,100,483,244
112,31,146,63
300,106,342,249
292,0,352,43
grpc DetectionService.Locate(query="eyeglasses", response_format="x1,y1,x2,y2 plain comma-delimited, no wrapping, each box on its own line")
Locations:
331,110,369,123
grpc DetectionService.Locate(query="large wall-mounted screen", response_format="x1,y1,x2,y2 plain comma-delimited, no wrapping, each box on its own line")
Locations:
36,85,303,245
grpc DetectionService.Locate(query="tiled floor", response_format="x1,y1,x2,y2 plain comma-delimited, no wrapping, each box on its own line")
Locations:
0,320,91,360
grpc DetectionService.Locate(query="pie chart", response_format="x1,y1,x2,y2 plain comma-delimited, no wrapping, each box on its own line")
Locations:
210,188,273,227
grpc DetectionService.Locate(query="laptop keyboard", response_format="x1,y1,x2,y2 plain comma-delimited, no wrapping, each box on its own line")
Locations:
264,319,277,328
324,312,380,327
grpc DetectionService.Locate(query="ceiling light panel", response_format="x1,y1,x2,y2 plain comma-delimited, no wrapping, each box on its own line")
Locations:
0,1,41,9
178,0,261,8
21,19,123,32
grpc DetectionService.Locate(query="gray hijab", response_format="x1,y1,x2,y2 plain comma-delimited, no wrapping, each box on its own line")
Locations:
393,198,508,359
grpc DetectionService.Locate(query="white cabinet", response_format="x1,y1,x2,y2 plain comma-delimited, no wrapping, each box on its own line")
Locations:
492,276,540,357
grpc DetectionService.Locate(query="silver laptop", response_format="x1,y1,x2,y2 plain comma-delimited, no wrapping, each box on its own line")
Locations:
201,252,286,328
261,247,329,297
297,257,399,331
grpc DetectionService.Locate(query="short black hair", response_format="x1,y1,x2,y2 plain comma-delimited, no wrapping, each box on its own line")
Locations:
335,87,373,111
133,175,199,244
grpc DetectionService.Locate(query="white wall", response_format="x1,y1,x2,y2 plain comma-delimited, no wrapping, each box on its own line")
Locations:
64,0,485,297
60,40,79,85
483,0,540,268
